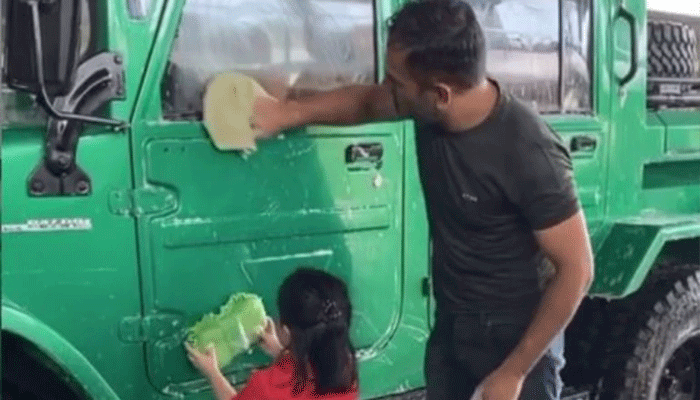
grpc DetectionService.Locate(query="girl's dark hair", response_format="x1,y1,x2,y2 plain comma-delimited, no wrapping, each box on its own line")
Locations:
387,0,486,91
277,267,357,395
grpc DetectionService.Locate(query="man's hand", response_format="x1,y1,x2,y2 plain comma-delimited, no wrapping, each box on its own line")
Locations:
251,93,294,139
470,366,525,400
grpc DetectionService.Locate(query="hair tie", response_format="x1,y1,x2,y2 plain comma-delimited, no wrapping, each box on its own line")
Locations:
319,299,342,323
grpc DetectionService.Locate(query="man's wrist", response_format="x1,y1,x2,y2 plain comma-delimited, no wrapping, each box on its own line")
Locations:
284,100,303,129
500,348,531,378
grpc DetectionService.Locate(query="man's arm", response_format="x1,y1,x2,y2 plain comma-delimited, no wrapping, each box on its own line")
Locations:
499,209,594,376
251,81,403,135
474,209,594,400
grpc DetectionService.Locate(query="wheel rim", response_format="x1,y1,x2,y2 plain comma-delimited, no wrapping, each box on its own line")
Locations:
657,334,700,400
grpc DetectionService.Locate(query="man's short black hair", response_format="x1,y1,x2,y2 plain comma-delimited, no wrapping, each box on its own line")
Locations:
387,0,486,91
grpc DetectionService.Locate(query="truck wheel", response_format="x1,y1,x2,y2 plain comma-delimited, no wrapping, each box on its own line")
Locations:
648,21,699,78
561,297,608,388
2,333,88,400
601,266,700,400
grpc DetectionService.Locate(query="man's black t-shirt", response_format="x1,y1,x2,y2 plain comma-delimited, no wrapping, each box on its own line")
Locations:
415,86,580,314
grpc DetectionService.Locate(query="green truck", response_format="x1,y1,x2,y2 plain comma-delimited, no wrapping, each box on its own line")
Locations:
1,0,698,399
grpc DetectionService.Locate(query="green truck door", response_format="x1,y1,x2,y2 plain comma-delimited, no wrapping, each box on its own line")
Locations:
128,0,405,392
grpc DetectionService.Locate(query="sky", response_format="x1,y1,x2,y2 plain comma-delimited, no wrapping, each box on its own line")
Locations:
647,0,700,17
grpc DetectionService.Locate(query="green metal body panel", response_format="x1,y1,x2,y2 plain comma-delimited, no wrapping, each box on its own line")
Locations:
657,109,700,153
1,0,699,399
1,125,152,398
591,215,700,297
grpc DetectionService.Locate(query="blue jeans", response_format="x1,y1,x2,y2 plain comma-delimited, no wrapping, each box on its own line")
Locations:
425,309,565,400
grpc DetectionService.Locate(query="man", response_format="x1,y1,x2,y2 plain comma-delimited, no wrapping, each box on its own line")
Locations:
251,1,594,399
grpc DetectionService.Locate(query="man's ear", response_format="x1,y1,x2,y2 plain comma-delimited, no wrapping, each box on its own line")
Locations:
433,82,452,110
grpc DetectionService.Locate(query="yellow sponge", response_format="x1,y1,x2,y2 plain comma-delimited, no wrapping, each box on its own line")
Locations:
202,72,270,152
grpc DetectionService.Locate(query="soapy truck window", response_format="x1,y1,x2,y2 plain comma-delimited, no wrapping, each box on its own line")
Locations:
161,0,375,119
467,0,592,114
127,0,152,18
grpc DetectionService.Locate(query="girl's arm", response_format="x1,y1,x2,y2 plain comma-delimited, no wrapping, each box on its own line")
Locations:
185,318,282,400
185,342,237,400
203,367,238,400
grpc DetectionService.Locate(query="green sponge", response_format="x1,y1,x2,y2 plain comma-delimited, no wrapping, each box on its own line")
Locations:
187,293,268,369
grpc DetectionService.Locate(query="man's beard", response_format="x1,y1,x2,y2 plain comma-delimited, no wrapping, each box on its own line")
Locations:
410,104,440,124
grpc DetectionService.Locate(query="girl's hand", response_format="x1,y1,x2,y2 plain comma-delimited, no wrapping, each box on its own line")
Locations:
185,342,238,400
259,317,284,358
185,342,220,378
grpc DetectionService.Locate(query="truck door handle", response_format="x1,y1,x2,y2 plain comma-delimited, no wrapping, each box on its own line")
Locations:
345,143,383,164
570,135,597,153
615,6,638,87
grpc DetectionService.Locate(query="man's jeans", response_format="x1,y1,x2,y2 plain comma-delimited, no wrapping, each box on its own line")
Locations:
425,309,565,400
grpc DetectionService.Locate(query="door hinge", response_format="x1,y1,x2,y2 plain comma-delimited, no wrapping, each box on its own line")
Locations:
119,314,185,343
109,187,178,217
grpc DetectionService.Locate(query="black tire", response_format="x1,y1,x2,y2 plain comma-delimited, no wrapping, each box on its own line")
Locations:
561,297,609,388
598,265,700,400
2,333,89,400
648,21,699,78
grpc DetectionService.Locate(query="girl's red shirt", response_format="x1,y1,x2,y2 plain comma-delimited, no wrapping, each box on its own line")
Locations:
232,354,358,400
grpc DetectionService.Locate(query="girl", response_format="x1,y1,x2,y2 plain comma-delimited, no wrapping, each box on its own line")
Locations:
186,267,358,400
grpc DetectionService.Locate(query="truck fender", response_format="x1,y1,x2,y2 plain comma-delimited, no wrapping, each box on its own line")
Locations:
590,215,700,297
2,300,120,400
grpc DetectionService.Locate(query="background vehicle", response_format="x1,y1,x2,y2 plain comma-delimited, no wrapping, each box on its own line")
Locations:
1,0,699,399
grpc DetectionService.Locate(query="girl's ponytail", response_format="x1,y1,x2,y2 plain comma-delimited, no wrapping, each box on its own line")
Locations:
307,299,356,395
277,268,358,396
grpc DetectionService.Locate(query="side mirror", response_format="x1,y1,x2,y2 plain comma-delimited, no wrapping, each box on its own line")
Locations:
5,0,82,97
4,0,129,198
3,0,125,127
